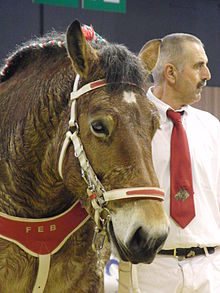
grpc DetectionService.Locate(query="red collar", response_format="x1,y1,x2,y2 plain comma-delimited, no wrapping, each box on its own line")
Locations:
0,200,90,256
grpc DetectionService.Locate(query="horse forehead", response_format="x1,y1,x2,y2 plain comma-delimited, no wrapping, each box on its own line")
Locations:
122,91,137,104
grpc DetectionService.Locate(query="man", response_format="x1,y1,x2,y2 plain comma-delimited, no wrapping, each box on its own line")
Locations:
137,33,220,292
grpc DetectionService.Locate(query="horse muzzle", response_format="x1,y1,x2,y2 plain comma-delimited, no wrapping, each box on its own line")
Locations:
108,220,168,264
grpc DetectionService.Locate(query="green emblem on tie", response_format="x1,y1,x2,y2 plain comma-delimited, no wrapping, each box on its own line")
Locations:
175,189,190,202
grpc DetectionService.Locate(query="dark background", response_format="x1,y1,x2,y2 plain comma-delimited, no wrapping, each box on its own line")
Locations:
1,0,220,86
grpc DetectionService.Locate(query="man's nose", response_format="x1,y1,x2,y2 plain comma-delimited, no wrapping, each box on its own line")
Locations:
202,65,211,81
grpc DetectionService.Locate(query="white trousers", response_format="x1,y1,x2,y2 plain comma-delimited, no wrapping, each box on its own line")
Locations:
137,247,220,293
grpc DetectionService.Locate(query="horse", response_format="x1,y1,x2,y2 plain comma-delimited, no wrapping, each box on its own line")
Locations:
0,20,169,292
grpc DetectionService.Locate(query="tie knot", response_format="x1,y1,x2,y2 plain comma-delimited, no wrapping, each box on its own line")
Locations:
167,110,182,124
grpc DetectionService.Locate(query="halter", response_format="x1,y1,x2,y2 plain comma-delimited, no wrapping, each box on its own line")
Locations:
58,75,165,293
58,74,165,233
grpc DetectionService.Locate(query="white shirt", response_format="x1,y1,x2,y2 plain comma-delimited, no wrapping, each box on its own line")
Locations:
147,87,220,249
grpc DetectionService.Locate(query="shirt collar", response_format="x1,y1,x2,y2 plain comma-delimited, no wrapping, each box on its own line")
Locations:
147,86,189,125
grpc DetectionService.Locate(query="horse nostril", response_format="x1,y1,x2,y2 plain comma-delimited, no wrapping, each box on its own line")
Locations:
127,227,148,252
127,228,168,255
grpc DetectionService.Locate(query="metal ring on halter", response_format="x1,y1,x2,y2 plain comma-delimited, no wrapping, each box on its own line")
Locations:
69,121,79,134
99,207,111,228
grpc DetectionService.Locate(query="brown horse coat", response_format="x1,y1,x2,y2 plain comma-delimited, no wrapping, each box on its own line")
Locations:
0,20,169,292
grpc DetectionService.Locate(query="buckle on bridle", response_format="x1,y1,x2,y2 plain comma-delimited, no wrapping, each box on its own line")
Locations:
92,207,110,252
92,226,106,253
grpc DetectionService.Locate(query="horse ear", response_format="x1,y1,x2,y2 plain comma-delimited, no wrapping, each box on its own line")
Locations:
66,20,98,78
138,39,161,73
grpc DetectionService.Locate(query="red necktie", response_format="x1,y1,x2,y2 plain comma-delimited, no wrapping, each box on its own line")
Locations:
167,110,195,228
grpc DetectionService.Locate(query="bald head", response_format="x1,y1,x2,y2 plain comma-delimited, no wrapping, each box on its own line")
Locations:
152,33,204,84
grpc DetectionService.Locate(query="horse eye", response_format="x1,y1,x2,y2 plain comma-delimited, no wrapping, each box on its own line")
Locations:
90,120,109,137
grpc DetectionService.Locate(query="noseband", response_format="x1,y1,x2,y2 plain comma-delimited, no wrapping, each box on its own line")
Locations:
58,74,164,235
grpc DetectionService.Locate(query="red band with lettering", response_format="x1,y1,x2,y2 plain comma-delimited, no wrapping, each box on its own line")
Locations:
0,201,89,255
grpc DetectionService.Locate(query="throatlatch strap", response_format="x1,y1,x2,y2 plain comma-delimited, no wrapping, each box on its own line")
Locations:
131,265,141,293
118,261,141,293
33,254,51,293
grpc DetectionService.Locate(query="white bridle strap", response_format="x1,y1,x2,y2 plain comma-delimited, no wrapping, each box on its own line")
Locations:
70,79,107,101
90,187,164,202
32,254,50,293
58,131,72,179
58,77,107,179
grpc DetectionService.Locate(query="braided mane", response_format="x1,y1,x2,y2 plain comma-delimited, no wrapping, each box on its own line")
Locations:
0,24,145,91
0,25,104,83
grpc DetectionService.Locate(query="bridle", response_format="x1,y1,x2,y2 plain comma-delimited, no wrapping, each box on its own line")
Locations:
58,74,165,248
58,74,165,293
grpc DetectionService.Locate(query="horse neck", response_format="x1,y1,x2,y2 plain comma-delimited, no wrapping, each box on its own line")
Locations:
0,52,78,217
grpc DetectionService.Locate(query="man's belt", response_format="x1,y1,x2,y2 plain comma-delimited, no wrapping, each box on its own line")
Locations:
158,246,215,258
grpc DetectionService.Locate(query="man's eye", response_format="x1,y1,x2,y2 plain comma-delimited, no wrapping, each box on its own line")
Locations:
196,62,204,69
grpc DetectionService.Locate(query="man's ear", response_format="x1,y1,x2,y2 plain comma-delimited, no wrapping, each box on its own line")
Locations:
164,63,177,84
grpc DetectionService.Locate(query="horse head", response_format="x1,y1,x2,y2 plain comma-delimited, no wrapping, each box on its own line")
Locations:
59,20,169,264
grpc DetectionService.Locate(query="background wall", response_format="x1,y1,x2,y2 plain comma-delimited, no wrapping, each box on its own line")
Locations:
196,87,220,119
0,0,219,119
